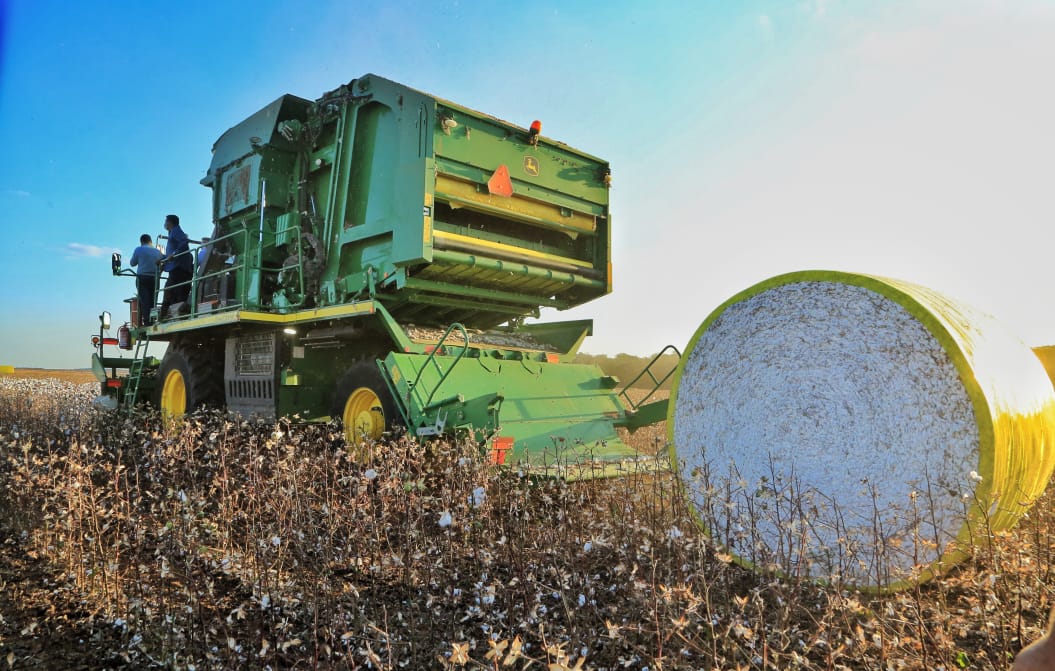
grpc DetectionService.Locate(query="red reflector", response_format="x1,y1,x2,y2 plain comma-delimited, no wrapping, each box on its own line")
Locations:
487,164,514,197
490,436,514,465
106,379,122,388
102,337,119,346
545,353,560,364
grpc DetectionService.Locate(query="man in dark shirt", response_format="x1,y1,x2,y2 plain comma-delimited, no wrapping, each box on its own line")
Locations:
159,214,193,319
129,234,163,325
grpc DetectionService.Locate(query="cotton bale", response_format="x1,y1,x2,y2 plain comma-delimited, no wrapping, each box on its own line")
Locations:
669,271,1055,591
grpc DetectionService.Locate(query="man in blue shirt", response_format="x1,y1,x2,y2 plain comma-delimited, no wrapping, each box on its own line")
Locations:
197,236,211,270
129,234,163,325
159,214,193,319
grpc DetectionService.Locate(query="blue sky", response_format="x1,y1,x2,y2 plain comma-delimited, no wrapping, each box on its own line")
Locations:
2,1,1054,368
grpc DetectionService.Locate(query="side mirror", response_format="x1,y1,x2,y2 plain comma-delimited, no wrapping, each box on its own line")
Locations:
111,252,122,276
100,311,111,331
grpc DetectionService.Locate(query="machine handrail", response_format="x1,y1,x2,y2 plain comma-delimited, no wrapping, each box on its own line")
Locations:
152,228,253,321
151,223,308,320
192,227,250,314
260,222,305,308
407,323,470,411
618,344,681,411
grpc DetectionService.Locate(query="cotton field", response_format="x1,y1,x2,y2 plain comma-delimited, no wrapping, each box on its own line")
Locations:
0,374,1053,669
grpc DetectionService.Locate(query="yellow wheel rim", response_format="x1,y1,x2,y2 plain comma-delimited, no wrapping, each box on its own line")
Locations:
160,368,187,417
343,387,385,443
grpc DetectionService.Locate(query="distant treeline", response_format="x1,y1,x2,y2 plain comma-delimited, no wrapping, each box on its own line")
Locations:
573,352,679,389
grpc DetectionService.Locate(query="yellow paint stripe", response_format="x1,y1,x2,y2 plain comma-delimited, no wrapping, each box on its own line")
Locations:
149,301,377,333
424,193,434,244
433,230,592,269
435,174,596,235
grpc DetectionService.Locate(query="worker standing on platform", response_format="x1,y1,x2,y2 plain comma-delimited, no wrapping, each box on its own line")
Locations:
197,236,211,270
159,214,192,319
129,233,163,325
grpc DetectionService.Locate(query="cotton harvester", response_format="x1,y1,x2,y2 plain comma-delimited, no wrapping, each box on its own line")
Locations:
92,73,674,477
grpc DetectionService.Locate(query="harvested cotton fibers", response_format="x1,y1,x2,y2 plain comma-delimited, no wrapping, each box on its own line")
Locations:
669,271,1055,590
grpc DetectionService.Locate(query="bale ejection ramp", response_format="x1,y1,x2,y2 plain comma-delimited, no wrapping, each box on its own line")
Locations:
667,270,1055,591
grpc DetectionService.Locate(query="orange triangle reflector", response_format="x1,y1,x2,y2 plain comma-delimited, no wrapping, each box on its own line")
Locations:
487,164,514,197
490,436,514,464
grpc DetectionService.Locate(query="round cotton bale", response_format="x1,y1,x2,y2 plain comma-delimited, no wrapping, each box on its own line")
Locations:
669,271,1055,591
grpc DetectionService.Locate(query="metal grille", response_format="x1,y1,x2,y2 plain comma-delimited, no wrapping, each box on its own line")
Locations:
225,332,278,419
227,378,274,400
235,333,275,376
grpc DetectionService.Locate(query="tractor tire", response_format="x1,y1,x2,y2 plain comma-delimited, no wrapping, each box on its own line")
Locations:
333,360,401,444
155,344,224,417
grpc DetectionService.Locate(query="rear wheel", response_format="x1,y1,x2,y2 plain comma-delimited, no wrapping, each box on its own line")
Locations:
155,343,224,417
334,361,400,444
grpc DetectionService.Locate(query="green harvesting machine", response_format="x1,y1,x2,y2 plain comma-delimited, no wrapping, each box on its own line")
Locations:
93,73,673,476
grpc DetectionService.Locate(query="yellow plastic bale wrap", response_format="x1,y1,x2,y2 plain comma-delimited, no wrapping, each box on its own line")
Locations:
669,271,1055,590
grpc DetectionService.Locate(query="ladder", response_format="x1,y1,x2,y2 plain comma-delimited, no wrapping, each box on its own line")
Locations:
123,332,152,410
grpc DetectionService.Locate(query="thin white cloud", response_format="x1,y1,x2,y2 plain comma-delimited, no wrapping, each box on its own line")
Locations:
65,243,110,259
3,189,31,197
797,0,830,19
758,14,774,38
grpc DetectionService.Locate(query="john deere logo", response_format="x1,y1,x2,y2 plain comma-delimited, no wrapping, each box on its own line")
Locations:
523,156,540,177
